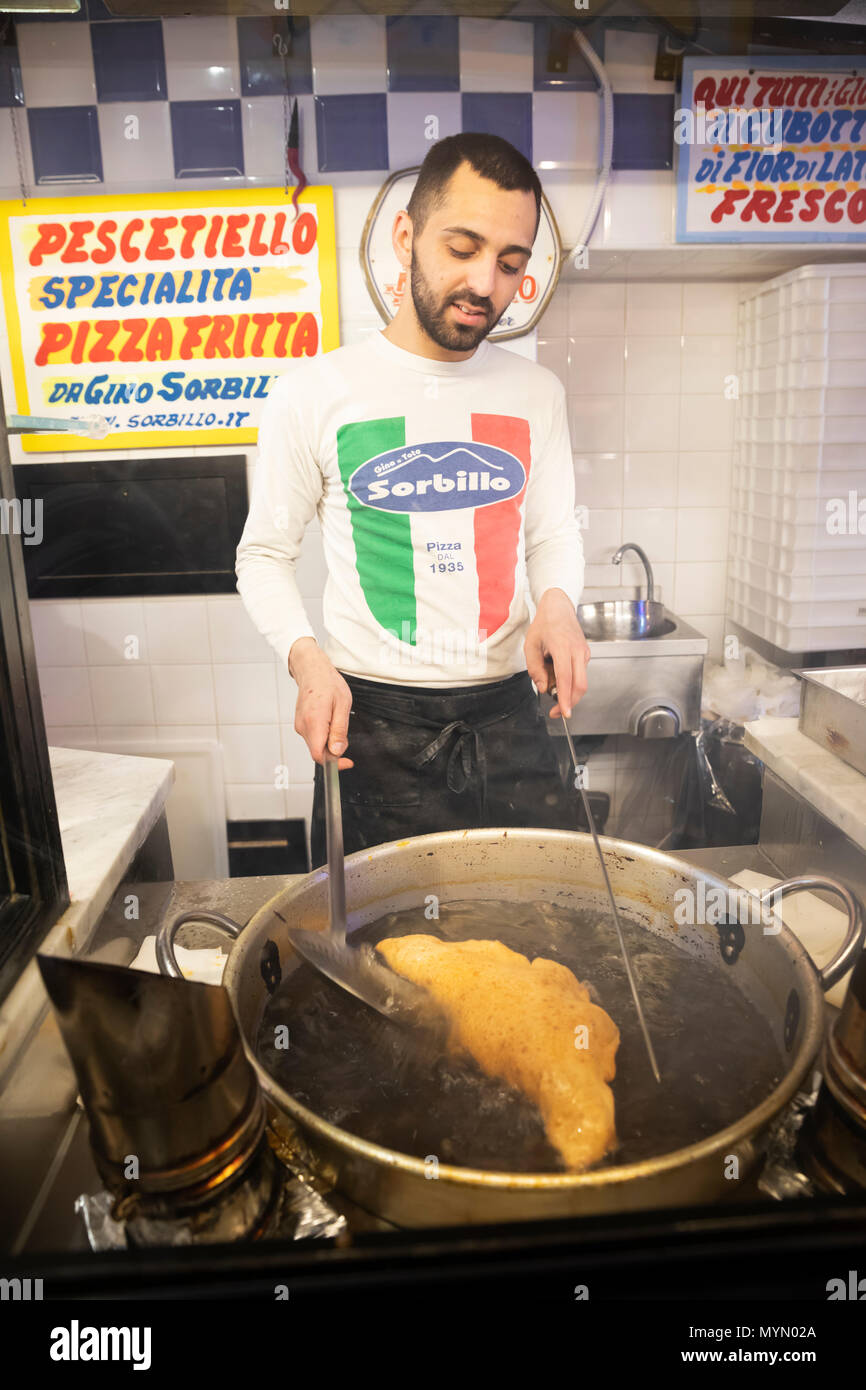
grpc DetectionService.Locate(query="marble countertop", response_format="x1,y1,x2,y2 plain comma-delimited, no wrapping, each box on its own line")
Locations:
743,715,866,855
48,746,175,912
0,746,175,1088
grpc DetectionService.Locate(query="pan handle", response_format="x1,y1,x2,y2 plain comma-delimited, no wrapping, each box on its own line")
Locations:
155,910,245,979
757,876,864,992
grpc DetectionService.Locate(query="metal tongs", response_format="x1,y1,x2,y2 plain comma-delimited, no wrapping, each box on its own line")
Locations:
547,664,662,1083
284,750,428,1024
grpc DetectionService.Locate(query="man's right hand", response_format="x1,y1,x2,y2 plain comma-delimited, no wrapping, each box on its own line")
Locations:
288,638,354,769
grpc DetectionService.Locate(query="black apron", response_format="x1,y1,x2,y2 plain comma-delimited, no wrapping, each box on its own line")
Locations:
309,670,583,869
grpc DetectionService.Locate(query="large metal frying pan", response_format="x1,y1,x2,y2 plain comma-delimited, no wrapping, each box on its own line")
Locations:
156,829,862,1227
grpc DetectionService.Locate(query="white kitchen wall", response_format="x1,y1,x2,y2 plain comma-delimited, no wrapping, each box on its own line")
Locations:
539,276,741,664
10,16,745,850
32,273,739,848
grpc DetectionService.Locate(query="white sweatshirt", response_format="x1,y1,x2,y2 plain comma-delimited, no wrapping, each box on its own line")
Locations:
235,329,583,686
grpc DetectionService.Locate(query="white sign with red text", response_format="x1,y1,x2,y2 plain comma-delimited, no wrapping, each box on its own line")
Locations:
677,56,866,242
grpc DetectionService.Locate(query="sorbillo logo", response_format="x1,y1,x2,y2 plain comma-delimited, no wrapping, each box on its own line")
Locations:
349,441,526,513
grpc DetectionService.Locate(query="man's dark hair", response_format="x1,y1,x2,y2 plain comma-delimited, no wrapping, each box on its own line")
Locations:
406,132,542,238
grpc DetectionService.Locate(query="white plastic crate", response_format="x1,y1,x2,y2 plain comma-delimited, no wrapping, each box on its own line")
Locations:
739,441,866,472
729,509,866,553
746,332,866,368
731,577,866,629
729,597,866,652
732,264,866,652
729,526,866,576
734,461,866,499
729,557,866,602
743,487,866,528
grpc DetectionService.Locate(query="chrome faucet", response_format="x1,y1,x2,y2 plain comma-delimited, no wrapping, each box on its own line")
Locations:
611,542,655,603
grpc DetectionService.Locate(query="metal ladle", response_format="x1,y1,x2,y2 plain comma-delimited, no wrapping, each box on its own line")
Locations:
547,663,662,1084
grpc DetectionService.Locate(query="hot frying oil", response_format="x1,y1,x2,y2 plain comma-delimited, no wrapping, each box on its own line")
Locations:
257,899,785,1173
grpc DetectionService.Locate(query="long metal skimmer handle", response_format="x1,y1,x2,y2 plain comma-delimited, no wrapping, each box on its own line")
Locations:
322,750,347,943
553,689,662,1084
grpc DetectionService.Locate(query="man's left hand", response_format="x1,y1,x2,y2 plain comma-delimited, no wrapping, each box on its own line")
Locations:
524,588,590,720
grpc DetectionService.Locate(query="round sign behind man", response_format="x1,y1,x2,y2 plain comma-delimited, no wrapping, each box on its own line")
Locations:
236,132,591,867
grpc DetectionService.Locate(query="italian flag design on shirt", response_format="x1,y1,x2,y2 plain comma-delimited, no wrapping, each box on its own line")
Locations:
336,413,531,647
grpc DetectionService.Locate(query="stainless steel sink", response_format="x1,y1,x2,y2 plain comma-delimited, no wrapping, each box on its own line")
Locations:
578,600,673,641
578,541,669,641
546,608,709,738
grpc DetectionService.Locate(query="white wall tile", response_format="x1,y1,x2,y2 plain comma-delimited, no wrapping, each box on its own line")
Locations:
537,284,568,336
151,664,216,724
603,173,675,249
459,18,533,92
332,178,390,249
40,668,94,726
680,335,737,395
0,107,33,196
603,29,670,93
29,601,86,667
340,316,383,347
582,508,622,562
570,396,624,453
45,725,98,748
280,721,315,781
96,724,158,742
679,395,735,450
284,784,314,828
683,282,739,335
386,92,461,169
583,562,623,589
144,600,211,663
157,724,218,741
241,95,316,185
677,451,732,508
537,336,568,380
624,394,679,452
97,103,174,187
81,601,148,665
613,557,672,597
17,22,96,107
533,91,599,169
540,171,600,252
213,662,278,724
226,782,286,820
310,15,386,96
220,724,281,784
207,596,275,663
621,506,677,556
568,336,625,394
673,562,727,614
624,336,681,394
573,453,623,509
89,665,155,726
675,508,730,563
163,17,240,100
337,245,381,319
625,281,682,334
568,281,625,334
623,453,676,508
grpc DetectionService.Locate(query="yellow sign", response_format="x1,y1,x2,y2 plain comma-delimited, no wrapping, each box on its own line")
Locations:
0,188,339,451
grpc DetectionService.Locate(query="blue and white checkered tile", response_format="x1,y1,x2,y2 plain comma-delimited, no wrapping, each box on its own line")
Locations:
2,11,673,193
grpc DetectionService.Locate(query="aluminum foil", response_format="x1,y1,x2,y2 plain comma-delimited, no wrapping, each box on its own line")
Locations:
75,1169,345,1251
757,1069,821,1200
